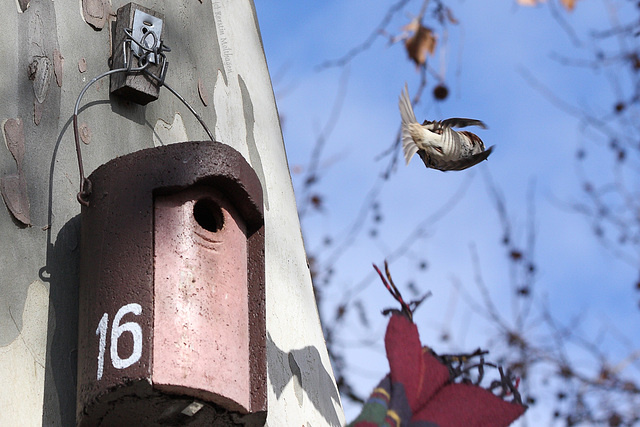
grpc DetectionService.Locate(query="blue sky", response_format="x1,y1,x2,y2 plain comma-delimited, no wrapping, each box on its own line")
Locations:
255,0,638,423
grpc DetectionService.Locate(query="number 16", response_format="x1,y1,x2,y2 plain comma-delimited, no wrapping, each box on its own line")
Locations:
95,303,143,380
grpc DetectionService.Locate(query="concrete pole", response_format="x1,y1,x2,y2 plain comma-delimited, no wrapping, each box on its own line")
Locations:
0,1,344,425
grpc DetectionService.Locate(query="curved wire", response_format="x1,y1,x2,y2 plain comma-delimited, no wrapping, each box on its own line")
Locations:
142,69,215,142
73,66,147,206
123,28,172,56
73,50,215,206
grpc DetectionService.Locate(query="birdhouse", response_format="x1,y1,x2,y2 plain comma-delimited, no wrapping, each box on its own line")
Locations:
75,141,266,426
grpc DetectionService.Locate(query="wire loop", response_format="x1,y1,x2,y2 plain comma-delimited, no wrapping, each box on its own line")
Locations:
73,27,215,206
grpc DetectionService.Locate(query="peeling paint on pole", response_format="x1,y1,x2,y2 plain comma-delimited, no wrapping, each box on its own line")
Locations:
1,118,30,226
29,56,52,104
81,0,110,30
153,112,188,147
53,49,63,87
79,123,92,145
16,0,30,13
33,100,43,125
4,119,25,168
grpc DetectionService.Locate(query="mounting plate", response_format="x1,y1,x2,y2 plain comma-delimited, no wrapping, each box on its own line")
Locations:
131,9,163,63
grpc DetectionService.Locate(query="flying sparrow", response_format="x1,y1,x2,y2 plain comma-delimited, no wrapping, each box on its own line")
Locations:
399,84,493,171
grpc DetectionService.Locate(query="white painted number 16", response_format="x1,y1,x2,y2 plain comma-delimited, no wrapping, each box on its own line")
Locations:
95,303,143,380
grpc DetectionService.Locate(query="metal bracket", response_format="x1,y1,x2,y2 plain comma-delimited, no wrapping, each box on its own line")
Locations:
110,3,166,105
131,9,163,64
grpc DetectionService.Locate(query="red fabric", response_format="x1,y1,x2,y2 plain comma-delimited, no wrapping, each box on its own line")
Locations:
386,314,450,411
415,383,526,426
384,313,526,427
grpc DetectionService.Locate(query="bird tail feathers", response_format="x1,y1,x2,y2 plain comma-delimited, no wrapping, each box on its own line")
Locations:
399,83,419,165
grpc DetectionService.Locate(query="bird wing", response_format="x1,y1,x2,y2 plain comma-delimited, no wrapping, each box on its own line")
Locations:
418,145,494,171
440,127,462,159
398,84,417,125
439,118,487,129
399,83,420,165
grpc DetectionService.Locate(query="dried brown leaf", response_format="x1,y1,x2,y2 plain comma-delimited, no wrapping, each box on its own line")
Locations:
404,22,436,67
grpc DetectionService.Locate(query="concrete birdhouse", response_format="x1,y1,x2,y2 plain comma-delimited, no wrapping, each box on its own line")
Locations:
76,141,266,426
